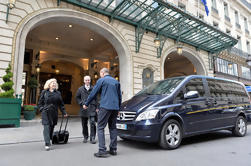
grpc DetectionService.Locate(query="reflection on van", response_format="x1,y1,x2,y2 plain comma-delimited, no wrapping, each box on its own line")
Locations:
117,75,251,149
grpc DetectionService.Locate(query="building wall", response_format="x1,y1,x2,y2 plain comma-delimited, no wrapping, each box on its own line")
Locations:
0,0,249,100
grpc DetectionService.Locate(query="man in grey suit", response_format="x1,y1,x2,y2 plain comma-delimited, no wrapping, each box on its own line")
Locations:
76,76,98,144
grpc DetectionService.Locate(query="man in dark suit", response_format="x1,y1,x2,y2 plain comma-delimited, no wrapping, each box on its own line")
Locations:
83,68,122,158
76,76,98,144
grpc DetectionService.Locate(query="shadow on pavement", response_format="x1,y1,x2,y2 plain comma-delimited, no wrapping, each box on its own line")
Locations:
117,130,236,150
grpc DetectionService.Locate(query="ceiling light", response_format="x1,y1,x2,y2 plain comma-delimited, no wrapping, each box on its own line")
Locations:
90,38,94,41
68,24,72,28
56,37,59,40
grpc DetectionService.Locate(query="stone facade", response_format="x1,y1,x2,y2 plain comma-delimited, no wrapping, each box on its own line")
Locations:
0,0,250,106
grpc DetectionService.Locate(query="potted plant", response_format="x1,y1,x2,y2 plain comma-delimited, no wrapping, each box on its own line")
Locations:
0,64,22,127
23,104,36,120
27,75,38,104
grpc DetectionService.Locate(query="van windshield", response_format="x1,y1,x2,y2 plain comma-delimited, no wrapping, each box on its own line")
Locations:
136,77,185,96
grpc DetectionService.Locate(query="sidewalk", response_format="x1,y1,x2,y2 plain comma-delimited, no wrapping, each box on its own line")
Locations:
0,116,84,145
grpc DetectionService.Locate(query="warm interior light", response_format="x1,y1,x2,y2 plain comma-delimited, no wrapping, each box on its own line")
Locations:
56,37,59,40
68,24,72,28
154,37,161,47
90,38,94,41
94,73,98,79
55,69,60,74
36,65,41,73
228,63,233,69
40,51,46,54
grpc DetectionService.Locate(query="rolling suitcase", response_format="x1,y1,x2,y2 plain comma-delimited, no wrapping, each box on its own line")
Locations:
52,116,69,144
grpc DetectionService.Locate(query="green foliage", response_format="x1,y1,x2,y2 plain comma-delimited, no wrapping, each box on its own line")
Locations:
23,105,35,111
0,64,14,98
1,82,14,91
0,89,14,98
28,76,38,88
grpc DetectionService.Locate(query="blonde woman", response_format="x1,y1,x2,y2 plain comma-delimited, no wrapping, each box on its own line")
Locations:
38,78,68,151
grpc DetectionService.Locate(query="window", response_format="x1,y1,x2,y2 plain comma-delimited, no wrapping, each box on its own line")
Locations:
211,0,218,14
237,36,242,50
241,66,251,79
244,17,248,30
207,79,226,99
212,0,217,8
224,2,229,16
185,78,205,97
247,41,250,54
235,11,240,28
216,58,238,76
136,77,185,96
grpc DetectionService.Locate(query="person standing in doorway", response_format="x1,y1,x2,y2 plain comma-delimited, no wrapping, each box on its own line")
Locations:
38,78,68,151
83,68,122,158
76,75,98,144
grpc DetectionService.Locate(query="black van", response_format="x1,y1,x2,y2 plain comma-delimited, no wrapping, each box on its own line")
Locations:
117,75,251,149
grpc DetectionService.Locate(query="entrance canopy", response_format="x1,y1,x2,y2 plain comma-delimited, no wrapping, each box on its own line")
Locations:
58,0,237,56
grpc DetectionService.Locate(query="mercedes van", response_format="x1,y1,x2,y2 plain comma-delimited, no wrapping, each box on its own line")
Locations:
117,75,251,149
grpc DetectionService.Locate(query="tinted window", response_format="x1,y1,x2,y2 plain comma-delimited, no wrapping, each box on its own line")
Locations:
207,79,249,102
136,77,185,96
185,78,205,97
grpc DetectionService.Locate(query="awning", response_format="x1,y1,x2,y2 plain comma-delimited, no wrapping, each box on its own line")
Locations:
58,0,238,57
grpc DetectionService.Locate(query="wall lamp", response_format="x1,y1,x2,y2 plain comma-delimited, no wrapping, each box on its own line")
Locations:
35,64,41,73
6,0,16,23
177,43,183,55
154,37,161,48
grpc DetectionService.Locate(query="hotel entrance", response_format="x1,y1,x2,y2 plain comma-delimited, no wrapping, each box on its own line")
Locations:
22,22,120,115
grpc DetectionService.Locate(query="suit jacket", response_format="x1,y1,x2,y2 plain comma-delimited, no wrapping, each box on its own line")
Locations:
75,85,98,117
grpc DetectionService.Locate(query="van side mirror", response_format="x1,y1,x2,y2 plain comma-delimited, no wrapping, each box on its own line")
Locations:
184,91,199,99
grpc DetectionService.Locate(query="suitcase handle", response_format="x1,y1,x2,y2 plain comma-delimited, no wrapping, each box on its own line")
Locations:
59,115,69,134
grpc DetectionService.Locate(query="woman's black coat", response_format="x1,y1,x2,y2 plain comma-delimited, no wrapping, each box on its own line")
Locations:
75,85,98,117
38,89,67,126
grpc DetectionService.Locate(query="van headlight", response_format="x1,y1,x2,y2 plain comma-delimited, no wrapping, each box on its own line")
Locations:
135,109,159,121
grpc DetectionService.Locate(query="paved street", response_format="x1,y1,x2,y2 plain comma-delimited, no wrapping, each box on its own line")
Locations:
0,119,250,166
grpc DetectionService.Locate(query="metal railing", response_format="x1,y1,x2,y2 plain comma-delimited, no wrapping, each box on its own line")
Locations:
240,0,251,10
229,47,249,59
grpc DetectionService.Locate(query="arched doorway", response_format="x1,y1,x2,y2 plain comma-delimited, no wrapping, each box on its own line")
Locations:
162,46,207,79
13,9,133,109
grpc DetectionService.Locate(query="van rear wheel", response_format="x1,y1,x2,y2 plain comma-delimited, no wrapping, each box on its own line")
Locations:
232,116,247,137
159,119,183,150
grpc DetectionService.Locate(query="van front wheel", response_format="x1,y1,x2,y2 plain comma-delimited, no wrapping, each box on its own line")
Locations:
159,119,183,150
232,116,247,137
